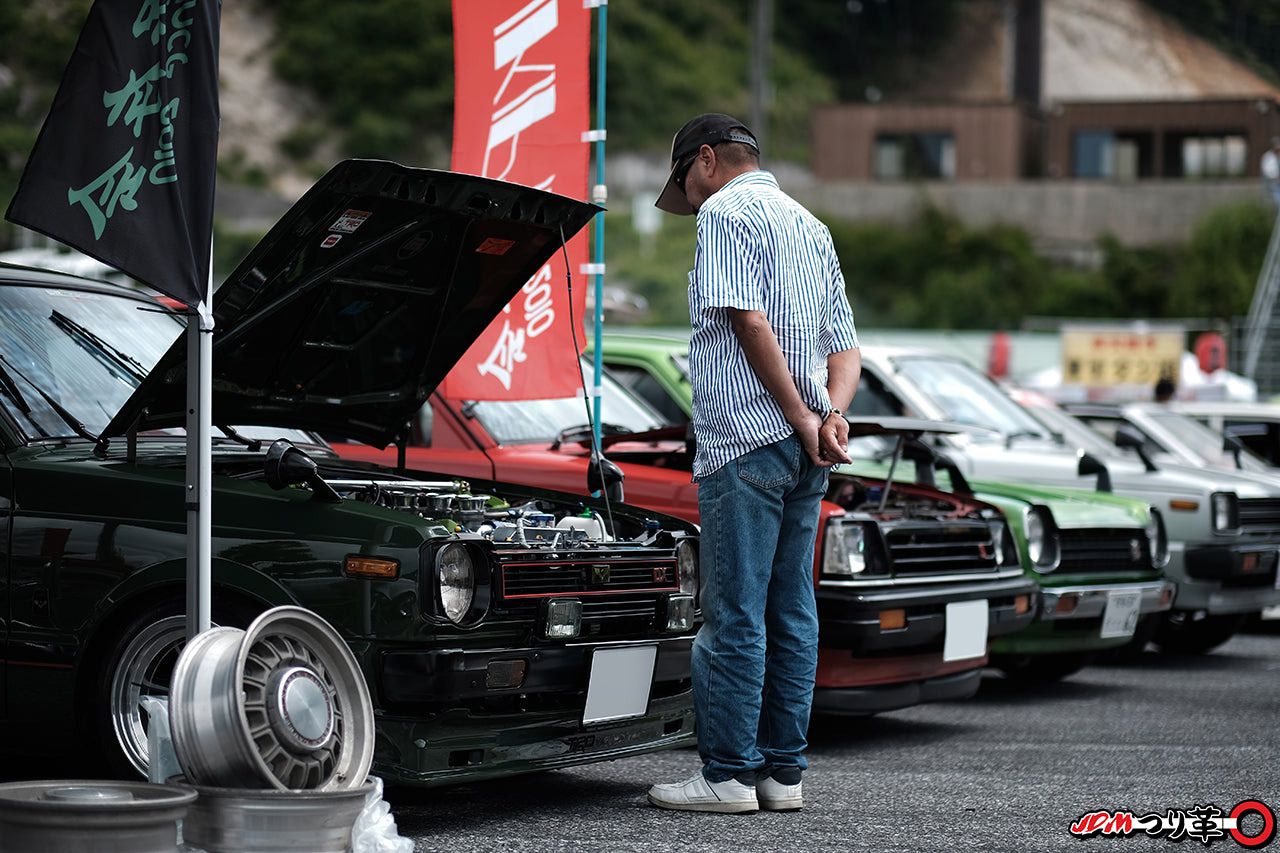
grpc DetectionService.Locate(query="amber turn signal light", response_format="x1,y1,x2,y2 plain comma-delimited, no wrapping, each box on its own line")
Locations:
344,555,399,579
879,609,906,630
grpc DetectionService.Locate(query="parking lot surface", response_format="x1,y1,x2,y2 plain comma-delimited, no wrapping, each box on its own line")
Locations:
388,628,1280,853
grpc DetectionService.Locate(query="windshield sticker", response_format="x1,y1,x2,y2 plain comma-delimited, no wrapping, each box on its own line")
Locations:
321,234,342,249
476,237,516,256
331,210,372,233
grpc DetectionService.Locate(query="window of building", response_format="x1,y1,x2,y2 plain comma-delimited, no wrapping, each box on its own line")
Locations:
1177,134,1247,178
873,133,955,180
1072,130,1147,179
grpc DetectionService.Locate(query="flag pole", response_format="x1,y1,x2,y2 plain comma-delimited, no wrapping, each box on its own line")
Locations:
185,292,214,639
590,0,608,447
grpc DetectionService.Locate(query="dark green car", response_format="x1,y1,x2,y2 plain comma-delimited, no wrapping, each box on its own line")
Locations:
0,162,701,786
593,332,1175,679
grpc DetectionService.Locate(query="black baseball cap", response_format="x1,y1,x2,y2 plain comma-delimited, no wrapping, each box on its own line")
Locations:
655,113,759,215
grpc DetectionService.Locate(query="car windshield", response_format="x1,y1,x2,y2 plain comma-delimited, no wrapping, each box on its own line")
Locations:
1019,400,1120,456
468,358,666,444
1146,409,1273,473
894,356,1052,441
0,282,182,438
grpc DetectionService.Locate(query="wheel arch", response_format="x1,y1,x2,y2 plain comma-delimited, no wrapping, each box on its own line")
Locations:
72,557,297,744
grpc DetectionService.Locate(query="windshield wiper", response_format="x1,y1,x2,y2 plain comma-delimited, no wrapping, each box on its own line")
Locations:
1003,429,1045,449
0,351,106,449
0,358,32,415
550,422,633,450
50,309,149,383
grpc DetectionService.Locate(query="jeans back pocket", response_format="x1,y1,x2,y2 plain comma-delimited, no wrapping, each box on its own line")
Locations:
735,436,800,490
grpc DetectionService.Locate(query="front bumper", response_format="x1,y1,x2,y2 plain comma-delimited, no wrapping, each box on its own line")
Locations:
816,575,1040,652
992,579,1175,655
372,636,696,786
1183,543,1279,584
379,636,693,704
373,691,696,786
813,649,984,715
1037,579,1176,622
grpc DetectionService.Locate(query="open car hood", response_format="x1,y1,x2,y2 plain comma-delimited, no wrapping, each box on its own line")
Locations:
103,160,598,448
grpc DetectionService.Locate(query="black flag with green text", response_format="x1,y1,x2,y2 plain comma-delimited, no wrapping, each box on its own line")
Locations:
5,0,221,309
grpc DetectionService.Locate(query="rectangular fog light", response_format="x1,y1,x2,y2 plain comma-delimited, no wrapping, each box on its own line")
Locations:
664,594,695,632
541,598,582,639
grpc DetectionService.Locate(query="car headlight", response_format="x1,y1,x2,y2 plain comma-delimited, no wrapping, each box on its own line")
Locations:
1211,492,1239,533
989,520,1020,568
1023,506,1061,572
676,538,699,600
1146,507,1169,567
821,519,885,578
437,542,476,623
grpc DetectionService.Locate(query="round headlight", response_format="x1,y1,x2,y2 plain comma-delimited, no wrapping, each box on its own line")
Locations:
1024,506,1060,572
437,543,476,623
676,538,699,599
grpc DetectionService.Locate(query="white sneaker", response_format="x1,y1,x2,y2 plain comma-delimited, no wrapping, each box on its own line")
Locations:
647,772,759,813
756,775,803,811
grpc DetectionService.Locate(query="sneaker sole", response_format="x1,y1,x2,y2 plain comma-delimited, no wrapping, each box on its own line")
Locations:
758,797,803,811
647,794,759,814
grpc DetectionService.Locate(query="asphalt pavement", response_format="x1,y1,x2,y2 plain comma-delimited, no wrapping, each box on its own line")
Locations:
387,626,1280,853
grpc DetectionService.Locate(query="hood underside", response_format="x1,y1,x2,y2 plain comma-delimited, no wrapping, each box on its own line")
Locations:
103,160,599,449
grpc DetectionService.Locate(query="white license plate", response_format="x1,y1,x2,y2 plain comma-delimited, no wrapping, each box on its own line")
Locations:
582,645,657,725
1100,590,1143,639
943,600,989,662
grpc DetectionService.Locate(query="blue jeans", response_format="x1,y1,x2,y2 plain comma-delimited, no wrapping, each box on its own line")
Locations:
692,434,826,783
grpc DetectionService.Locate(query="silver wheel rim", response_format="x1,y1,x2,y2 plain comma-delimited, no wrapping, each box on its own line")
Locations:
169,606,374,791
107,615,188,777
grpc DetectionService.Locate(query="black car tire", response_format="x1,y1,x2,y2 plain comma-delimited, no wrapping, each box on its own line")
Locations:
1151,611,1247,655
90,598,257,780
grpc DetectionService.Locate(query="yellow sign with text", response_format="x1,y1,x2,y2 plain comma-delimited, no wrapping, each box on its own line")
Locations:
1061,328,1183,387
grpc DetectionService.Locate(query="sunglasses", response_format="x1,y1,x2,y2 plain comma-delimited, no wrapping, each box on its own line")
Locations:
672,154,696,193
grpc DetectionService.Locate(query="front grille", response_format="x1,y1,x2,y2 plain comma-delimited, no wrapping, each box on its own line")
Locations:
1239,498,1280,531
884,521,999,575
500,556,680,599
1059,529,1148,574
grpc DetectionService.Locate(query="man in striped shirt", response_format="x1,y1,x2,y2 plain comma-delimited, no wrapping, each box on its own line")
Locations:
647,113,861,814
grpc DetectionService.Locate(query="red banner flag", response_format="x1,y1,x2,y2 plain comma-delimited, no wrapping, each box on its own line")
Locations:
5,0,221,310
441,0,591,401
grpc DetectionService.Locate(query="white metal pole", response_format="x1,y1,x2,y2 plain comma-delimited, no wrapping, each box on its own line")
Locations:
184,295,214,639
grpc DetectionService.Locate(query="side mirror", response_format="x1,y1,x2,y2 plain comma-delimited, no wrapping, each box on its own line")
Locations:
1114,425,1158,472
1077,451,1113,493
587,450,625,503
265,439,343,503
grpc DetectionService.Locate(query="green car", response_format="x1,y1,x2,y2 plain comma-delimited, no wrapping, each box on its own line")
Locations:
593,332,1175,679
0,163,702,786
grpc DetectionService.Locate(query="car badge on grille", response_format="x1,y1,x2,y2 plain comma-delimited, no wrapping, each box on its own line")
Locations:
590,564,611,585
977,543,991,559
1130,538,1142,562
653,566,668,583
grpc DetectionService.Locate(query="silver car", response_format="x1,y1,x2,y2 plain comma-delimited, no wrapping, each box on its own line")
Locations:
852,346,1280,654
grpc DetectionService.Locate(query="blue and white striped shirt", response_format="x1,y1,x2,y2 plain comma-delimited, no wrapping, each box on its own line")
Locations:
687,170,859,478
